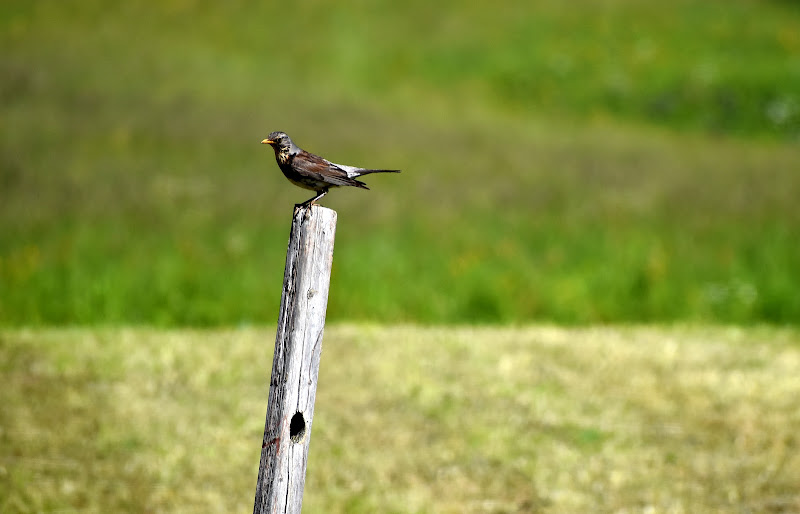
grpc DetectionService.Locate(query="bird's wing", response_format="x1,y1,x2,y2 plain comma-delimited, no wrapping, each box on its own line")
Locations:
292,151,364,187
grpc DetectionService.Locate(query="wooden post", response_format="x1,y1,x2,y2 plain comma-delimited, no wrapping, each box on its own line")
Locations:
253,205,337,514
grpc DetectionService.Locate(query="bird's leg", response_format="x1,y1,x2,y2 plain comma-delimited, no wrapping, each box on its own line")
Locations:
298,189,328,208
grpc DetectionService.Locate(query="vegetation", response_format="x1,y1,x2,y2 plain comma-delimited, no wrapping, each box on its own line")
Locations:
2,326,799,512
3,5,798,511
2,0,799,325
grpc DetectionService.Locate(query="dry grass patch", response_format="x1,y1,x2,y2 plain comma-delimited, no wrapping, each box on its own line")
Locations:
1,325,798,512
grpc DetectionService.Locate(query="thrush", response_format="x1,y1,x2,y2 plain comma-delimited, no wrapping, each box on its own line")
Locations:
261,131,400,206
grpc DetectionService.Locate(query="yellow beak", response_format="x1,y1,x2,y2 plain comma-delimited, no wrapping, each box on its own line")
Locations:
261,139,273,144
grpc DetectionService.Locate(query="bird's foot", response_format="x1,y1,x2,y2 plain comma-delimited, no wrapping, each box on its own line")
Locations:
297,190,327,209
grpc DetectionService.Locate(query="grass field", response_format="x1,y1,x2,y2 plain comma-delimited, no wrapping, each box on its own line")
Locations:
2,1,800,325
1,325,799,513
3,4,798,511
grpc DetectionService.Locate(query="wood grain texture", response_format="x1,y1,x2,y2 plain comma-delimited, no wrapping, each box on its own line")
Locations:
253,205,337,514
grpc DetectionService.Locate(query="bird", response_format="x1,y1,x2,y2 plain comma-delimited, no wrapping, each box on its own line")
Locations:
261,131,400,206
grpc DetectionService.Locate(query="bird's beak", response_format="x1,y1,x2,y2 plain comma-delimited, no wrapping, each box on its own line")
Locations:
261,139,273,145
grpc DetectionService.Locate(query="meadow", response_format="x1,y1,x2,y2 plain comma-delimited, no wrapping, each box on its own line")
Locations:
2,326,799,512
2,0,799,325
2,3,800,511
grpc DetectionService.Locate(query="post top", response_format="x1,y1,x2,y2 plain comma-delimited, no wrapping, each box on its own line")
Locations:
293,204,337,221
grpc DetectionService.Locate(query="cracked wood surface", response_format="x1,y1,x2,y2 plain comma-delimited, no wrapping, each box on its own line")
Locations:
254,205,337,514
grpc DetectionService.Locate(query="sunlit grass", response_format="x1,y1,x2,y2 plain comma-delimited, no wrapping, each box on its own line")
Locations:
2,0,799,325
1,326,798,512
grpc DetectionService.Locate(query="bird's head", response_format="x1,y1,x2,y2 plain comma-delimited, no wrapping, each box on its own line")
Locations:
261,131,294,153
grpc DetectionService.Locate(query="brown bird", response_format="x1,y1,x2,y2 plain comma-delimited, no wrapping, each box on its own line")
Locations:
261,131,400,206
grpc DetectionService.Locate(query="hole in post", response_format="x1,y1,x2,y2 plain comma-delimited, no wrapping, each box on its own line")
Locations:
289,412,306,443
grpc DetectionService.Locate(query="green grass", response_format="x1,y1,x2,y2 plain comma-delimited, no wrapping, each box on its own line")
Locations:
2,0,800,325
2,325,799,512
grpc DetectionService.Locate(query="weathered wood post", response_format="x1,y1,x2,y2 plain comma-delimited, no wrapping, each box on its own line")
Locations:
253,204,337,514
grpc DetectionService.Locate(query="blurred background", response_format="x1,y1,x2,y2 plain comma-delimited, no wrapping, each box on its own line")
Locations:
2,0,799,326
3,3,800,512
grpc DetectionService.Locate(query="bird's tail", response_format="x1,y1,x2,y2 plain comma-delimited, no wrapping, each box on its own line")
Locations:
354,169,401,176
